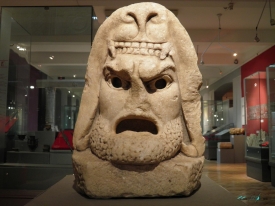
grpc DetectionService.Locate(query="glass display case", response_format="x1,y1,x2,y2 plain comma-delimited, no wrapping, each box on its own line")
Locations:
202,100,224,134
0,6,95,190
244,71,271,182
267,65,275,186
202,100,234,160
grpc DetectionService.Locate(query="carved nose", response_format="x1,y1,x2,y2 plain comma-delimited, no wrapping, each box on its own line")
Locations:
125,81,150,112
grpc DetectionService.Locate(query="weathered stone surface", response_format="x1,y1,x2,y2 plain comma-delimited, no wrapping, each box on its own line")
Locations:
73,149,204,198
72,2,205,198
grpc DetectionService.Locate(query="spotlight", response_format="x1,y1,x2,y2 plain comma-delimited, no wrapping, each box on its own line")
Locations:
254,34,260,42
271,19,275,26
234,59,238,64
233,53,237,57
206,85,209,88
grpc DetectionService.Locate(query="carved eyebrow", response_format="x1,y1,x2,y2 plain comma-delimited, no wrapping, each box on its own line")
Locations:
103,64,131,81
140,64,175,82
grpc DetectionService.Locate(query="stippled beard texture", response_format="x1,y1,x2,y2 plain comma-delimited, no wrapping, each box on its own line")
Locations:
89,114,185,165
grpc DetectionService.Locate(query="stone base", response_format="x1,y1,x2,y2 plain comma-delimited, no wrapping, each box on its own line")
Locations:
72,149,204,198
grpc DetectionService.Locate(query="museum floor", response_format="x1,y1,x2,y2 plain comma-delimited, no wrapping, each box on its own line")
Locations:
1,160,275,206
203,160,275,206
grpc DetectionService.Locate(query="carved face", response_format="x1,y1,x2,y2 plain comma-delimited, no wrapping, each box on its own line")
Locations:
73,3,205,163
89,53,186,165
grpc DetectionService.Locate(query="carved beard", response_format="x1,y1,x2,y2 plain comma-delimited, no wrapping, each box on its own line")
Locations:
89,114,185,165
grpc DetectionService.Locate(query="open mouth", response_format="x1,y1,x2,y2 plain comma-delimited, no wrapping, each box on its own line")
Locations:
116,119,158,134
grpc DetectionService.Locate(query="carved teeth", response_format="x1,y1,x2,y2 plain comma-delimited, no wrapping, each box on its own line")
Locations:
160,42,172,60
110,41,173,59
133,48,140,54
140,48,148,55
155,50,161,57
154,44,161,49
132,42,140,48
148,49,155,55
118,42,124,47
147,43,154,49
127,47,134,53
125,42,131,47
122,47,127,53
140,42,147,48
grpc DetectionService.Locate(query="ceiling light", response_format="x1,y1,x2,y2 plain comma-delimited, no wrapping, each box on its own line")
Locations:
200,13,237,64
49,55,54,60
68,91,70,93
16,45,26,51
204,79,209,89
72,95,75,98
30,86,34,89
73,74,76,78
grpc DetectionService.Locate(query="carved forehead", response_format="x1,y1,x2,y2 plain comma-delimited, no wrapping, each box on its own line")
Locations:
104,54,175,79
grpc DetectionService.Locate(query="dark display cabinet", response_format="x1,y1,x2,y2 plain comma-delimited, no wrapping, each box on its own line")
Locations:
244,71,271,182
267,65,275,186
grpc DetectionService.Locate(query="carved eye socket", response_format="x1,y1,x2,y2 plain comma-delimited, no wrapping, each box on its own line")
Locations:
111,77,122,88
146,75,172,92
155,78,167,89
107,75,130,90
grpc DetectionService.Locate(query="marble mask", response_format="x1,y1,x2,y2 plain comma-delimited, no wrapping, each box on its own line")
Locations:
72,2,205,198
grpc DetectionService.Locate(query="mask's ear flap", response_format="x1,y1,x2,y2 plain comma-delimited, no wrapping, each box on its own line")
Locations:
73,32,109,151
73,65,101,151
168,12,205,157
73,81,99,151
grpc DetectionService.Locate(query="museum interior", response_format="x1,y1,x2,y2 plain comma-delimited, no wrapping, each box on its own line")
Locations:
0,0,275,205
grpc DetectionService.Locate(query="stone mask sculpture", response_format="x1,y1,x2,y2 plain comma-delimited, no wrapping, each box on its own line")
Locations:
72,2,205,198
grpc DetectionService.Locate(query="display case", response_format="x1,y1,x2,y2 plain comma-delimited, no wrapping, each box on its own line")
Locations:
244,71,271,182
267,65,275,186
0,6,95,190
202,100,224,134
203,123,234,160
